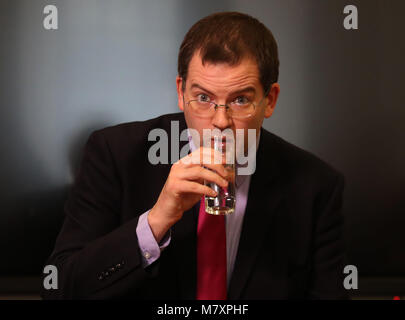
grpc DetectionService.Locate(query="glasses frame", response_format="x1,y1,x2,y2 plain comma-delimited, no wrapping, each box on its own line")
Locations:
183,87,271,119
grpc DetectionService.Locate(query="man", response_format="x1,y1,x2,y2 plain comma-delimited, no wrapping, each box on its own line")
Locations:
42,12,347,299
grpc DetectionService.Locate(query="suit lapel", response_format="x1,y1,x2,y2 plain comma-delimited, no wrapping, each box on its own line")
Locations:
228,128,284,299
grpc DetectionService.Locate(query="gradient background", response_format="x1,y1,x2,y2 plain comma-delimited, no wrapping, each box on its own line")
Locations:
0,0,404,298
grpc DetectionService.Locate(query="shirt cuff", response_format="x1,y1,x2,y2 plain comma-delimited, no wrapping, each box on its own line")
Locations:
136,210,171,268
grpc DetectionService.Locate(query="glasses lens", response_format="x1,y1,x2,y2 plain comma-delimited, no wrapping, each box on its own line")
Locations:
189,101,214,118
230,103,255,119
188,101,255,119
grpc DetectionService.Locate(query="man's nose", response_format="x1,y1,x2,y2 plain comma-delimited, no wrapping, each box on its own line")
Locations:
211,105,233,129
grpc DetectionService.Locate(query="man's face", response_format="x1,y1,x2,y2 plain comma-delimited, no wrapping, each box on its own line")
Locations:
176,51,280,152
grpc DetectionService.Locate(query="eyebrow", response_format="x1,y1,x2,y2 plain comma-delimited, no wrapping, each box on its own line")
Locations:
190,83,256,96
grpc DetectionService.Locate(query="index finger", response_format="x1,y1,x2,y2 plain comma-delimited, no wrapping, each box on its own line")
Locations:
180,147,231,179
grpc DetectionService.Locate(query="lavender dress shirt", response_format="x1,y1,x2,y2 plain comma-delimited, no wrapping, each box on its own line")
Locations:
136,129,260,286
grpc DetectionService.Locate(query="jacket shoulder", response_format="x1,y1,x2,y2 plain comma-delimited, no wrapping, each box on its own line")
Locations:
93,112,185,140
82,112,186,156
78,112,186,173
261,128,344,187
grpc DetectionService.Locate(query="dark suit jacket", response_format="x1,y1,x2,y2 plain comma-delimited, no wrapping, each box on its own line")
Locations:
41,112,347,299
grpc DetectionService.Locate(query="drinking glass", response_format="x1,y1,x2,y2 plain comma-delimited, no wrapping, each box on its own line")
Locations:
204,134,236,215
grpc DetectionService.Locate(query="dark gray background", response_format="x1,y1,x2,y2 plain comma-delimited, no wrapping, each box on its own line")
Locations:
0,0,404,295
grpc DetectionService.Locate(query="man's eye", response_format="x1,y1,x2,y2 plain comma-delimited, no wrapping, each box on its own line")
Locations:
233,96,250,105
197,94,211,102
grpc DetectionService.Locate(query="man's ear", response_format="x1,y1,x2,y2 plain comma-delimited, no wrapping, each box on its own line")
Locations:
176,76,184,111
264,83,280,118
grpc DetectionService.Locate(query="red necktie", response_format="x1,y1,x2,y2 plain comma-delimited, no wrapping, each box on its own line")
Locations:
196,196,227,300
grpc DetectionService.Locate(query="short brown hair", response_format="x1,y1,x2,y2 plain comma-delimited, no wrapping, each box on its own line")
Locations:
178,12,279,93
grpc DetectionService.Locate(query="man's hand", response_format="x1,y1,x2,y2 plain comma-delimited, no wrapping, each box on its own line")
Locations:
148,147,230,243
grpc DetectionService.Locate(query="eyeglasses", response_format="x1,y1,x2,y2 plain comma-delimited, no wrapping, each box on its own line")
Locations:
183,89,269,119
